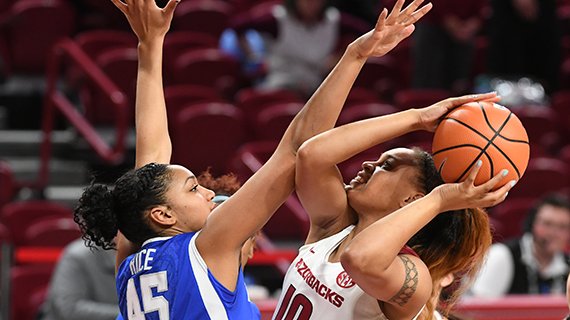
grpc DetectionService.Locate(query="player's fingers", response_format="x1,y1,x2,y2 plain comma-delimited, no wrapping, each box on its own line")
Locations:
406,2,432,25
374,8,388,32
450,92,498,106
482,179,516,207
164,0,180,15
476,169,509,193
481,96,502,103
110,0,128,13
463,159,482,186
387,0,405,23
401,0,425,17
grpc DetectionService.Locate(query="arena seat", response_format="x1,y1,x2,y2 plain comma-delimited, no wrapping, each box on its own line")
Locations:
489,197,537,242
75,30,137,61
354,56,398,100
163,31,219,76
80,47,138,125
171,102,247,177
394,88,452,110
344,87,382,107
23,217,81,248
508,157,570,200
235,88,302,126
164,84,226,127
338,102,398,126
3,0,75,74
169,48,242,98
173,0,231,37
10,264,55,320
254,102,304,141
0,201,73,246
513,106,561,156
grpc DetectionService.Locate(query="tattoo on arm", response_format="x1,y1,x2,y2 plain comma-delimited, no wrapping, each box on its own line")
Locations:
388,255,419,306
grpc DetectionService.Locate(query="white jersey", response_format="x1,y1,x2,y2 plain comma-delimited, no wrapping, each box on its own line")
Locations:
273,225,388,319
273,225,424,320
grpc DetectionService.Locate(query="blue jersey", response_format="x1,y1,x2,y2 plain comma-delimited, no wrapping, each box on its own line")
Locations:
116,232,260,319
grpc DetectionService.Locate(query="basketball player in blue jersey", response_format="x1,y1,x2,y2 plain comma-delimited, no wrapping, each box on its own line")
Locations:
73,0,434,319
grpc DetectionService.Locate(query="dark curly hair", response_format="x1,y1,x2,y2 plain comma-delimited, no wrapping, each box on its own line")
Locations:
407,148,492,319
74,163,172,250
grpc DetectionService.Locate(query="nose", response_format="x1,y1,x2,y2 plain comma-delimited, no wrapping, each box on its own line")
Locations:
201,186,216,201
362,161,375,171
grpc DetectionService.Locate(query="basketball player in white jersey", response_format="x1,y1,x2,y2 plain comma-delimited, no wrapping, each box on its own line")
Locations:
272,1,513,319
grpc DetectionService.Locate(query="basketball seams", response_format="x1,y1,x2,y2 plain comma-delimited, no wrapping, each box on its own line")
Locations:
454,105,512,182
432,102,529,189
490,139,523,179
435,118,490,147
434,146,493,182
497,135,529,144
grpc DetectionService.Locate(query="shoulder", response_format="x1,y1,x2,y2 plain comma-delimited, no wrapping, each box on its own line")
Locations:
488,242,515,262
324,7,340,22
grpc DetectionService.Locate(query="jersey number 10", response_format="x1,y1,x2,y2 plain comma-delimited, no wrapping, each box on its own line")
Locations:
274,284,313,320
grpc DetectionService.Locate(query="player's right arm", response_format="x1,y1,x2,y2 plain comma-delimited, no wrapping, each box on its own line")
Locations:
293,0,434,244
110,0,179,271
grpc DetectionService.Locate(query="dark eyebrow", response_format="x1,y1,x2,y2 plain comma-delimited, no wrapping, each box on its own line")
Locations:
184,175,197,186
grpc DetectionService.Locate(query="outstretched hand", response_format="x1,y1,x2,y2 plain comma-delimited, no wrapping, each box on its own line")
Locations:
417,92,501,132
110,0,179,42
351,0,432,60
433,160,515,212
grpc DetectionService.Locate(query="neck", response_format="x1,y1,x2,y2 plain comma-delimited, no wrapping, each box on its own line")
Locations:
353,209,392,231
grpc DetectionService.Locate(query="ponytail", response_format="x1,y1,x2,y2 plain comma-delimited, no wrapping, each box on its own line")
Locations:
74,183,118,250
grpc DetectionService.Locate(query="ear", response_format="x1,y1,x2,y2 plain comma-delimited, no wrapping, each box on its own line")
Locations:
148,206,176,227
440,273,455,288
399,193,425,208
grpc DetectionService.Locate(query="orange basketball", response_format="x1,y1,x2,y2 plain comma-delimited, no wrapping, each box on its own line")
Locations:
432,101,530,189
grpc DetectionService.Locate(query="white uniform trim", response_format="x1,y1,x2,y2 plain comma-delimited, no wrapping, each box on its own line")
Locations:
189,232,229,320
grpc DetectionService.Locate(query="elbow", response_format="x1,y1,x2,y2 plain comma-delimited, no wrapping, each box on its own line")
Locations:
341,244,375,277
296,138,326,168
340,243,391,279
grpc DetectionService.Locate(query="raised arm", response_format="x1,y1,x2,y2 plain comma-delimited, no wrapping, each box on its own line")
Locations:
340,163,514,319
196,0,433,287
297,92,500,243
111,0,177,168
110,0,178,270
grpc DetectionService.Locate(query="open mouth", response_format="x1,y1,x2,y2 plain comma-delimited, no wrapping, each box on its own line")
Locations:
349,169,372,187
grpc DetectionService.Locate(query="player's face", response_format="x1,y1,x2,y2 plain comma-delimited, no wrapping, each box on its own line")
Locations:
296,0,325,21
164,165,215,232
532,204,570,255
346,148,423,216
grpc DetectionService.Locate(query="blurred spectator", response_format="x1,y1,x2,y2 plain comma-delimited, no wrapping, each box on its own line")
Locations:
331,0,380,27
487,0,561,93
229,0,341,97
470,194,570,297
39,238,119,320
411,0,486,93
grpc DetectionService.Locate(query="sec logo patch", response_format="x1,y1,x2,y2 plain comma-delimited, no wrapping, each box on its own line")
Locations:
336,271,355,288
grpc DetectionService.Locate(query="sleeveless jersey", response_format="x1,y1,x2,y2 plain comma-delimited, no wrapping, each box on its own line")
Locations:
273,225,422,320
116,232,260,319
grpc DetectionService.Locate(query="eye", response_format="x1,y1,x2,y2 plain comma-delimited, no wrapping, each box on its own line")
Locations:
190,185,199,192
379,159,394,170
